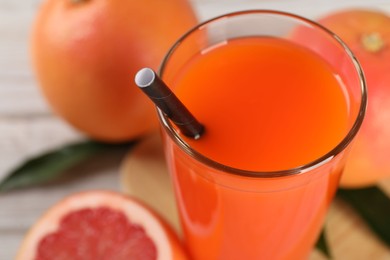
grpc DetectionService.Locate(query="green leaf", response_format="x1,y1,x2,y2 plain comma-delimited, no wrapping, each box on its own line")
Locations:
337,186,390,246
315,228,332,259
0,140,136,192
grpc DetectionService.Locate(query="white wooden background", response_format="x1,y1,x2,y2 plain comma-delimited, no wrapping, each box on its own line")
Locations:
1,0,390,259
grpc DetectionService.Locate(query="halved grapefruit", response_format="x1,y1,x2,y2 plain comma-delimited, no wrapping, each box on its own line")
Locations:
16,190,188,260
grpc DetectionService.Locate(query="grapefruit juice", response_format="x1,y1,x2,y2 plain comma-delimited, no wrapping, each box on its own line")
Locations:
174,37,349,172
159,11,366,260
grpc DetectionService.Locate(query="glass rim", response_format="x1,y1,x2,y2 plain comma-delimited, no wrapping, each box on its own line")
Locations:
157,9,368,178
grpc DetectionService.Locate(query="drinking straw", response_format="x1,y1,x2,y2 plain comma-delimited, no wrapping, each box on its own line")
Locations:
135,67,204,139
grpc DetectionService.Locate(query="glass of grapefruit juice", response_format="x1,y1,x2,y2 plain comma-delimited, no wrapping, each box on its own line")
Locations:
157,10,367,260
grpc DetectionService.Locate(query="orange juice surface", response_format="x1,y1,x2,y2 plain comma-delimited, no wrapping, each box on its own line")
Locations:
173,37,348,171
163,37,349,260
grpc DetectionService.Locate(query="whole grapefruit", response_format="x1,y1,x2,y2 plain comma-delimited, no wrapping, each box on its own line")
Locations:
318,9,390,187
17,191,188,259
30,0,197,142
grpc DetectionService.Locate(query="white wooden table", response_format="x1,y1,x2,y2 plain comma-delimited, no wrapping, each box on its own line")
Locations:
1,0,390,259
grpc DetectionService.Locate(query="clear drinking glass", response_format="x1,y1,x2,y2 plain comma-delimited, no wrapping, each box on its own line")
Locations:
158,10,367,259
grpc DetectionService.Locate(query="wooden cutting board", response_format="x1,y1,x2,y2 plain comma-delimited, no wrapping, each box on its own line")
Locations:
119,133,390,260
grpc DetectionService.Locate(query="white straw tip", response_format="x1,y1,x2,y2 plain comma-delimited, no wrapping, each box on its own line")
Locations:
135,68,155,88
